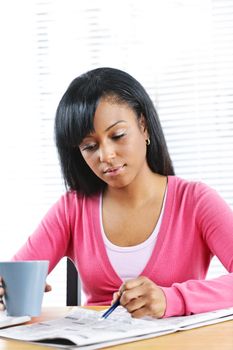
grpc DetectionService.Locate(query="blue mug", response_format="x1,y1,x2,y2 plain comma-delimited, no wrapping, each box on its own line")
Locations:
0,260,49,317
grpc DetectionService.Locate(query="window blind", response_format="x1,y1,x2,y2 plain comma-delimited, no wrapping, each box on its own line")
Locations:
0,0,232,305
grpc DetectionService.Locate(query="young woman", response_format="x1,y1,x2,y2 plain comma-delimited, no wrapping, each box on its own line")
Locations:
1,67,233,318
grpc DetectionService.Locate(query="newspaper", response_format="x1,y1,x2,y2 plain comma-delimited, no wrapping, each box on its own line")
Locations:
0,307,233,349
0,311,30,329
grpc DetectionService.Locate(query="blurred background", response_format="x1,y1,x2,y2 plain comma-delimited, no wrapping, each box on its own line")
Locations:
0,0,232,306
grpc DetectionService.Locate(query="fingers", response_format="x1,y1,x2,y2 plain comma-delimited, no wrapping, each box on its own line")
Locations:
111,291,121,305
120,276,149,304
0,277,52,312
116,276,167,319
120,275,146,292
45,283,52,292
0,277,4,296
111,276,148,310
0,277,5,311
122,295,145,314
0,299,5,311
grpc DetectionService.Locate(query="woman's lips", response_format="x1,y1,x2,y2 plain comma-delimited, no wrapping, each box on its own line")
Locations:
103,165,125,175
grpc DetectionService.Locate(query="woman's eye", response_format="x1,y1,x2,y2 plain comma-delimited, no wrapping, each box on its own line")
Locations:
112,133,126,140
81,144,97,152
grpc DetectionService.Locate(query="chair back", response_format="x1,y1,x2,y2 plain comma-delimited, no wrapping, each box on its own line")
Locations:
66,258,81,306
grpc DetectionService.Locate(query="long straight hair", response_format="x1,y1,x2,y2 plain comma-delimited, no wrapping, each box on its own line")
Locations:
55,67,174,195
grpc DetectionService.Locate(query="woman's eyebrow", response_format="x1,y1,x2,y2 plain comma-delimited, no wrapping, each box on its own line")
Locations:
82,120,127,141
104,120,126,132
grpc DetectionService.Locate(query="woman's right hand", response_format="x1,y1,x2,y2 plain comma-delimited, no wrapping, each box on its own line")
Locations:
0,276,52,311
0,276,5,311
45,283,52,292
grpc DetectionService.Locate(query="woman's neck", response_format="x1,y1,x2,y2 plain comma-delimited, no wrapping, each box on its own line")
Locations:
104,171,167,209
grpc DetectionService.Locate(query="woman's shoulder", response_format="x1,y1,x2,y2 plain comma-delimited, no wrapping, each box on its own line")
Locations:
44,191,101,226
168,175,211,193
58,190,101,208
168,175,226,207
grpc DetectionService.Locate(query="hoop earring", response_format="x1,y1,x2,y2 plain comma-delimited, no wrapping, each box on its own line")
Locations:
145,138,150,146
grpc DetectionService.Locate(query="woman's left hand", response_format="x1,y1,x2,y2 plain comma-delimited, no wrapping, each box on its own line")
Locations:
115,276,166,319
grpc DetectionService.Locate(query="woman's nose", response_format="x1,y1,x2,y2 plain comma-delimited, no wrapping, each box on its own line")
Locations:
98,143,116,163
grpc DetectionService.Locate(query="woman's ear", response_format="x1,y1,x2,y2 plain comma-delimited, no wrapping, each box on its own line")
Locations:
138,114,149,137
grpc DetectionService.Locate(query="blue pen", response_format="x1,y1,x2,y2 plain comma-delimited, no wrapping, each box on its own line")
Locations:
100,298,121,319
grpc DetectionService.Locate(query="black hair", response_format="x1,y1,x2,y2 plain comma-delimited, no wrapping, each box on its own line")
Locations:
55,67,174,195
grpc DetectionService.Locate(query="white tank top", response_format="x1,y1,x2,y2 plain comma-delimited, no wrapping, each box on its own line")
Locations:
100,189,167,281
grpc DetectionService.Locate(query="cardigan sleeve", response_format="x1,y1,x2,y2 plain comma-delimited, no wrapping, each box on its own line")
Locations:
161,183,233,317
12,192,76,273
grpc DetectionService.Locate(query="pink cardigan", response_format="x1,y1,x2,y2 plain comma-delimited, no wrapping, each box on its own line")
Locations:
13,176,233,317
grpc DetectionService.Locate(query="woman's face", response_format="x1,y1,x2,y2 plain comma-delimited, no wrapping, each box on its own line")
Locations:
79,98,149,189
